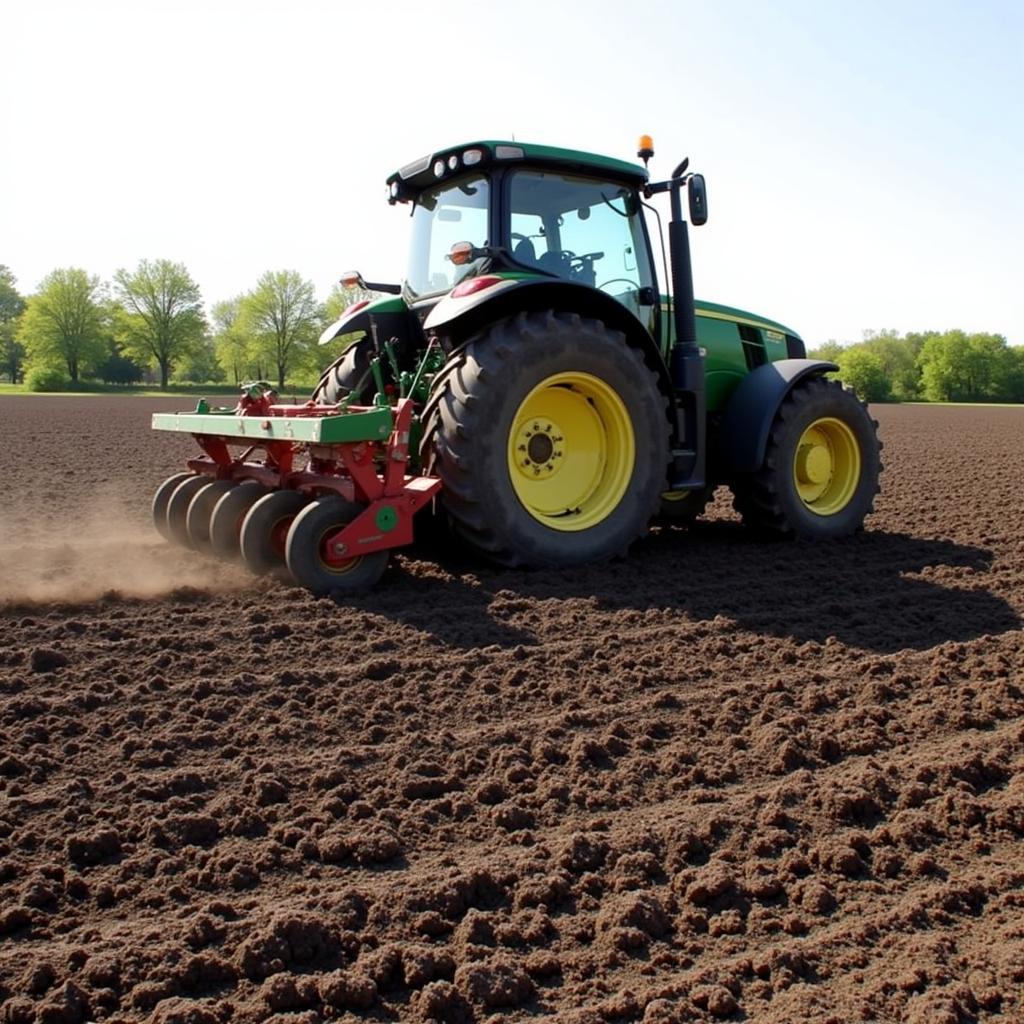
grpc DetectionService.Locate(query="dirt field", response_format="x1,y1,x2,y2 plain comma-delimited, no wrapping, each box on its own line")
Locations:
1,395,1022,1024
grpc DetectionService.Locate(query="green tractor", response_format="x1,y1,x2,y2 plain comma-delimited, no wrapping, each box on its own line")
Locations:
152,135,881,591
311,136,881,567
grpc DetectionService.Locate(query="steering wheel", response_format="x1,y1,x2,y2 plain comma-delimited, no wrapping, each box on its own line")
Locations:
596,278,637,295
511,232,529,243
570,251,604,265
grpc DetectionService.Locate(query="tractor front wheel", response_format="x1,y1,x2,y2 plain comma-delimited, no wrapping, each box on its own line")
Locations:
239,491,309,576
421,311,669,567
286,496,389,594
731,376,881,538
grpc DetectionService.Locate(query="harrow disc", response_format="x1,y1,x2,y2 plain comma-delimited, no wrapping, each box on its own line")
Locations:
239,490,309,577
209,483,269,560
186,480,237,553
166,475,211,548
285,496,389,594
152,473,195,541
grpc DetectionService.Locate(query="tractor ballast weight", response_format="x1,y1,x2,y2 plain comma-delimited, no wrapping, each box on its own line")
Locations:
152,136,881,591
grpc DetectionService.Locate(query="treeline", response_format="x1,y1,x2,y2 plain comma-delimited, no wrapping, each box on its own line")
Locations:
3,263,1021,402
811,330,1024,404
0,262,369,391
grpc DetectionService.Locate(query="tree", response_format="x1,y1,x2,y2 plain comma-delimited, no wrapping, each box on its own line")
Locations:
917,330,1015,402
243,270,321,388
860,329,921,400
836,346,891,402
211,297,253,385
809,339,844,363
176,335,226,384
97,344,145,385
114,259,205,388
18,268,107,382
0,266,26,383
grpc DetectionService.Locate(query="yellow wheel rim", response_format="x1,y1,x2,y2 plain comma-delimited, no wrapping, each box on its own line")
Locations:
793,417,861,515
316,525,363,576
661,489,691,503
507,372,634,532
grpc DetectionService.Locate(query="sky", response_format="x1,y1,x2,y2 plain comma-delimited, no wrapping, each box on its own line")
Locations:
2,0,1022,347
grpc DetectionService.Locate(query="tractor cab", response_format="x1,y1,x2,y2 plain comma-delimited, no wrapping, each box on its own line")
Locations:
390,141,658,326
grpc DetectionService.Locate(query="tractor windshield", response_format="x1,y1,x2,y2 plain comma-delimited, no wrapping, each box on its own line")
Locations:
405,175,490,300
507,170,653,318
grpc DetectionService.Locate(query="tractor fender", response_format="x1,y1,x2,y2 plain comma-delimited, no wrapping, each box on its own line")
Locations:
318,294,409,347
720,359,839,474
424,277,673,396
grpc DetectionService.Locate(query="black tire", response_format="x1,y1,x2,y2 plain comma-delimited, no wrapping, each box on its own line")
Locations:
186,480,237,554
166,476,212,548
285,496,390,594
659,485,714,522
239,490,310,576
209,483,270,560
419,311,669,567
312,338,374,405
152,473,195,541
730,376,882,539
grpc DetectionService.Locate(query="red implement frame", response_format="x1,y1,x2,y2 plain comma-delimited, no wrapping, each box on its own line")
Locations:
183,396,441,559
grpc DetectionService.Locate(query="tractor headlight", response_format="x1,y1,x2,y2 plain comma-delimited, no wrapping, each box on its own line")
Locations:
433,159,445,178
447,154,459,171
462,148,483,166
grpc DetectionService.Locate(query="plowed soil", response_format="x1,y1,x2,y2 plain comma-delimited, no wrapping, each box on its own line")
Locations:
1,395,1022,1024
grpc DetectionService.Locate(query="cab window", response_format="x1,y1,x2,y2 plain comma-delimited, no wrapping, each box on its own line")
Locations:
507,170,652,317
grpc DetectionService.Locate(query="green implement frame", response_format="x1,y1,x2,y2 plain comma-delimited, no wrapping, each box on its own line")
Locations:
151,405,393,444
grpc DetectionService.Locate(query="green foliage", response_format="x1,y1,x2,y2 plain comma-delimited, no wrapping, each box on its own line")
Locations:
860,329,921,400
97,347,145,385
18,268,107,382
211,296,254,384
174,335,226,384
918,330,1018,402
836,347,891,402
114,259,205,388
243,270,322,388
814,329,1021,404
809,339,844,363
25,365,71,391
0,266,27,383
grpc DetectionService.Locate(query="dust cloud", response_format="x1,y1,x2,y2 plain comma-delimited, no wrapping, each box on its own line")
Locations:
0,488,250,604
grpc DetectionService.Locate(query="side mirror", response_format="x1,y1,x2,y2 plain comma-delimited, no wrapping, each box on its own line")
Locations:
447,241,475,266
688,174,708,226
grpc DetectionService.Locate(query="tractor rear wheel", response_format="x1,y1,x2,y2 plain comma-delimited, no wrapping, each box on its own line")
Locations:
312,338,374,405
420,311,669,567
286,496,390,594
240,491,310,576
186,480,237,553
152,473,195,541
209,483,269,559
731,376,881,538
166,476,211,548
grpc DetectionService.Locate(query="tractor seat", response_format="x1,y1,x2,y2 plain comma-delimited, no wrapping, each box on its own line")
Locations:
537,249,571,278
513,237,537,267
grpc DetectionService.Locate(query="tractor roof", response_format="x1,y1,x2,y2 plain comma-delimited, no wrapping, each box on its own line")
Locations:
386,140,648,202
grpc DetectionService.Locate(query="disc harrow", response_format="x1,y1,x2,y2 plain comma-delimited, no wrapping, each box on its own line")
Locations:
152,374,441,593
